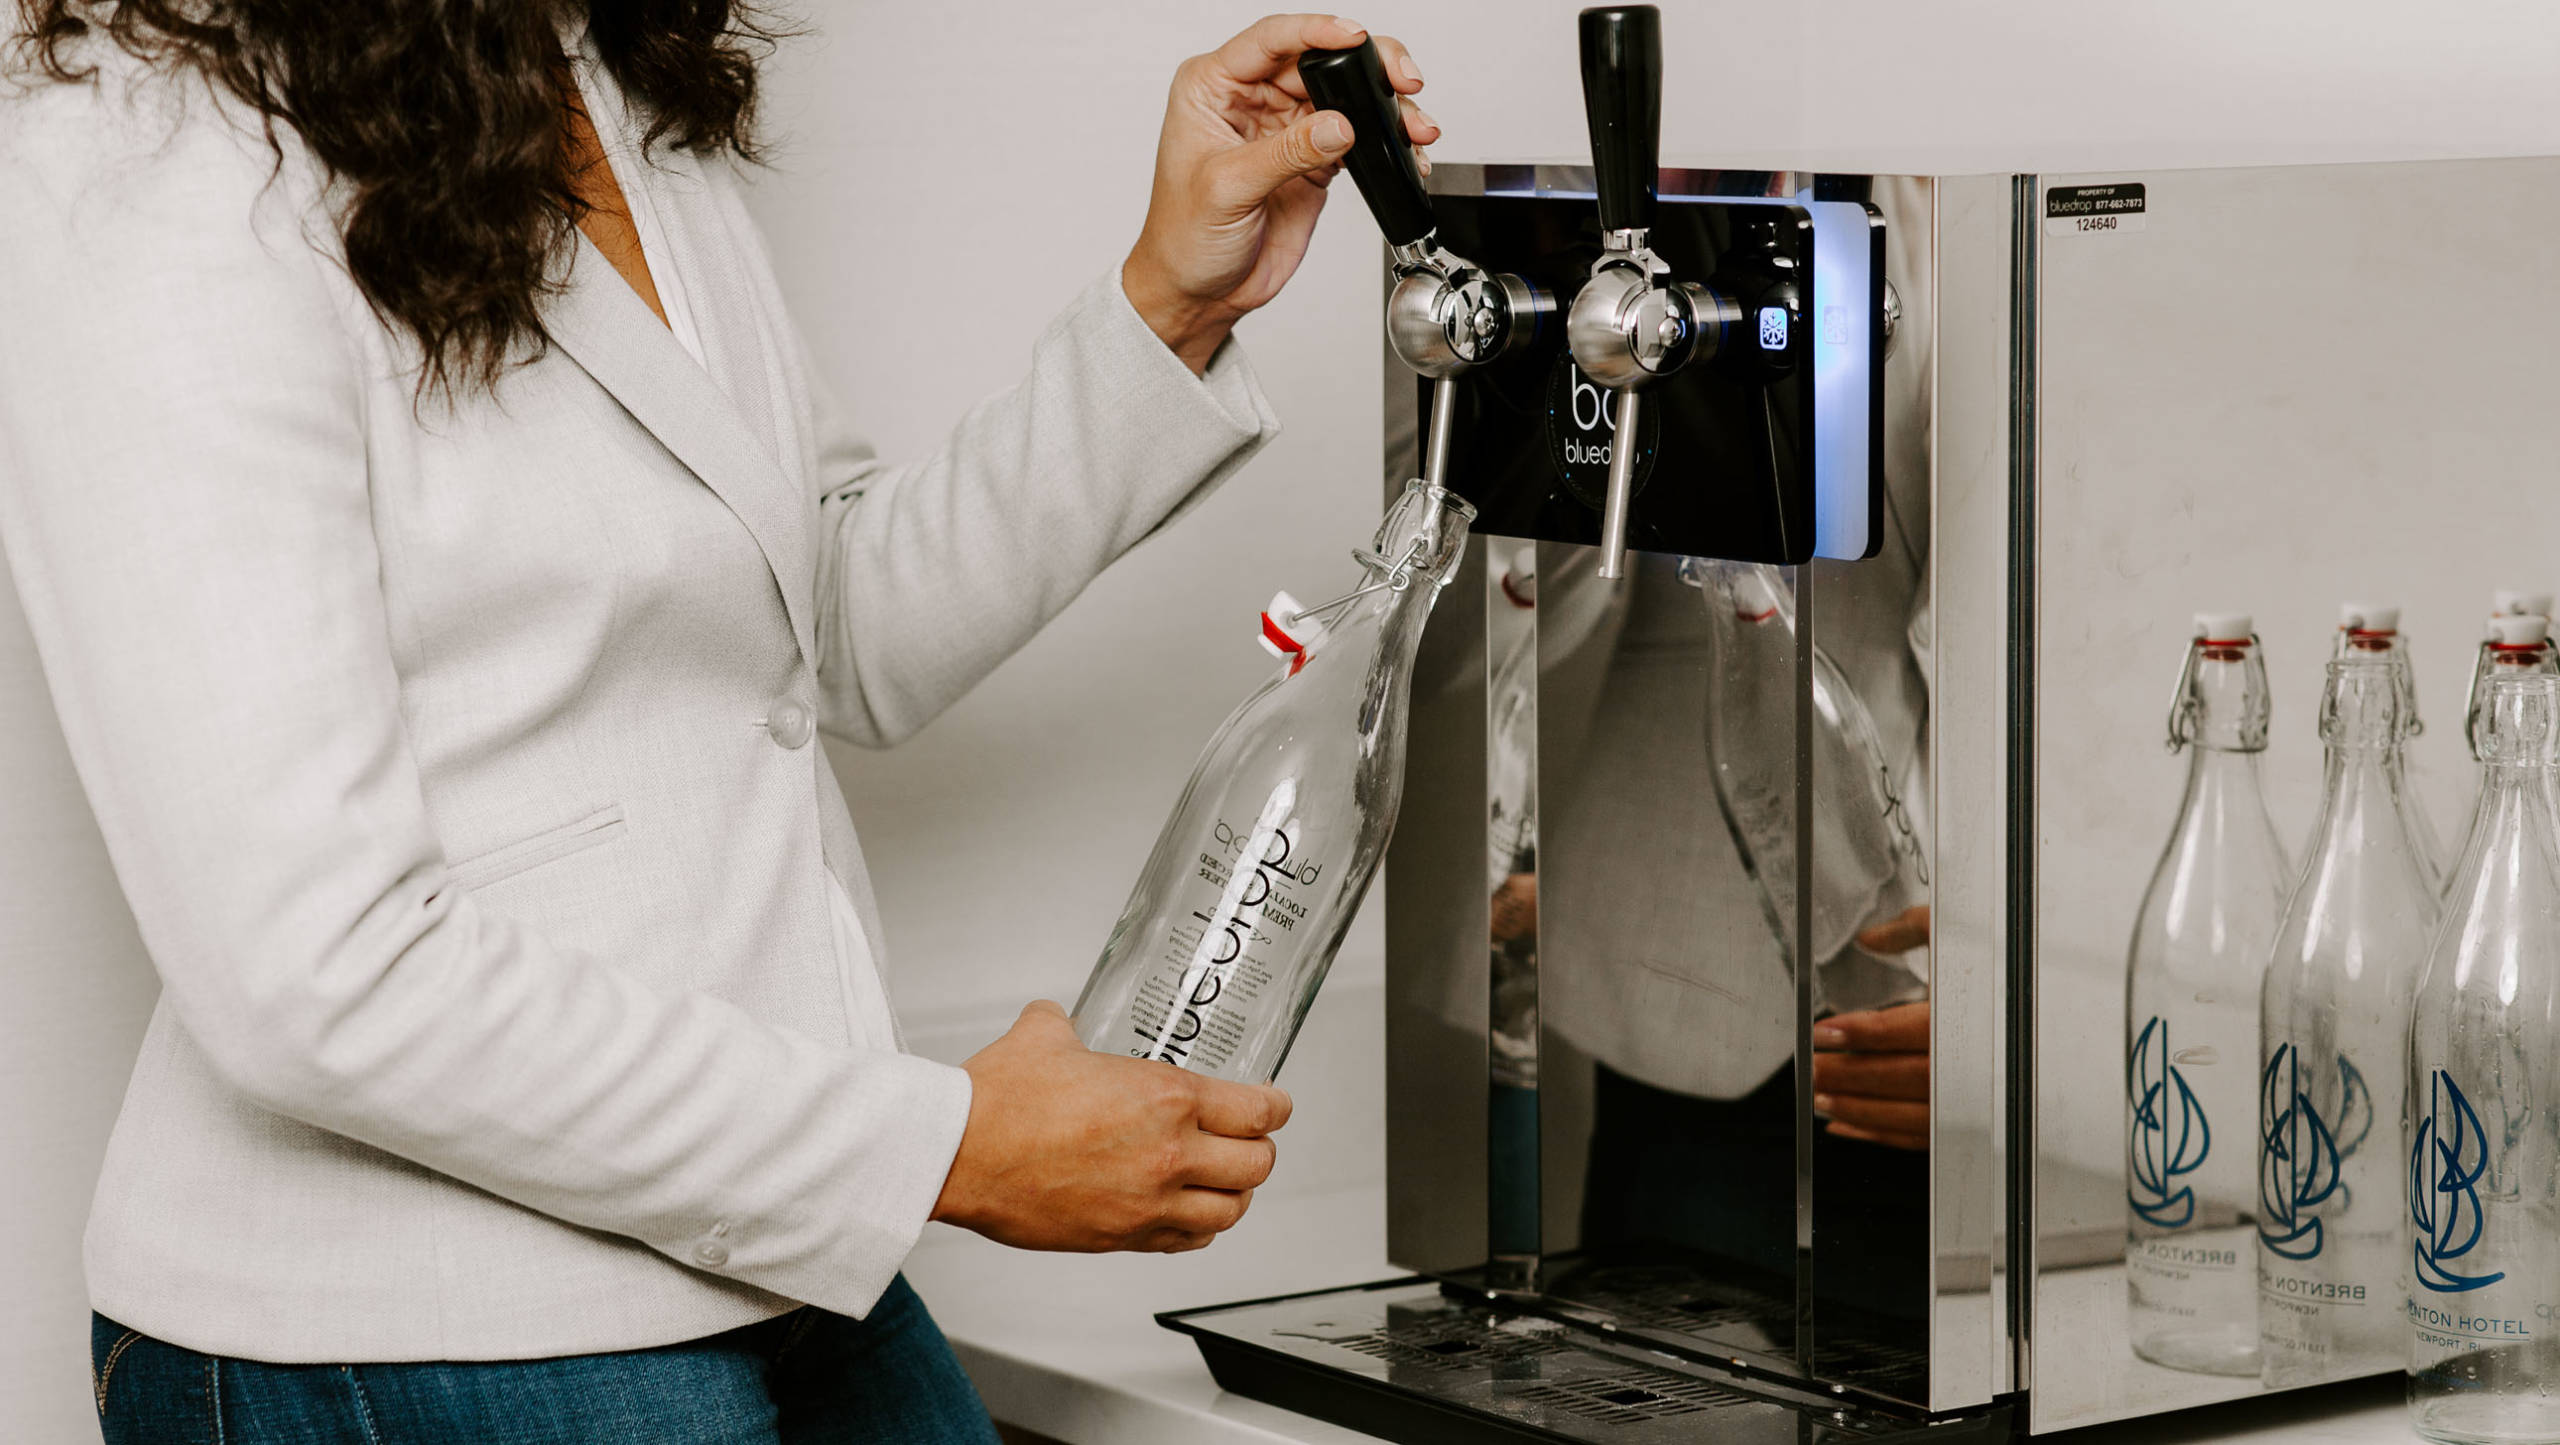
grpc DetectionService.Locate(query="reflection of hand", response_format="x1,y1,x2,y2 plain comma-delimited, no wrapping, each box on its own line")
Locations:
1855,904,1930,956
1490,872,1538,944
1812,1001,1928,1151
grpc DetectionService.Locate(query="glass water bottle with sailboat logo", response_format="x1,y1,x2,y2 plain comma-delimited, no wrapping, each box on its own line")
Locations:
2332,603,2445,895
2405,670,2560,1445
2257,653,2439,1386
1070,480,1473,1085
2126,614,2291,1376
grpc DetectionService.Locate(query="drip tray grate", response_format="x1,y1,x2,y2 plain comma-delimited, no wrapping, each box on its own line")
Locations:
1163,1277,2009,1445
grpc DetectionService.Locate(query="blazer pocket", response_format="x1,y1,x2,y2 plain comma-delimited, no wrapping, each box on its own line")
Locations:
445,804,628,893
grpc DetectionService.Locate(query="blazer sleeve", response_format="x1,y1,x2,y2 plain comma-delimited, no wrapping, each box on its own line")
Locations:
0,72,964,1322
804,268,1281,747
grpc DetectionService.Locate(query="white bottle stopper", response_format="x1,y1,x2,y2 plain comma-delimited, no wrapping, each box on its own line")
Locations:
1499,544,1538,608
1258,590,1324,665
2194,611,2254,642
2338,602,2400,633
2491,613,2551,648
1729,568,1782,622
2494,589,2557,618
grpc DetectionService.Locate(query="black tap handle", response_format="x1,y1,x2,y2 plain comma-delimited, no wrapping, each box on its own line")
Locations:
1578,5,1661,234
1298,40,1435,248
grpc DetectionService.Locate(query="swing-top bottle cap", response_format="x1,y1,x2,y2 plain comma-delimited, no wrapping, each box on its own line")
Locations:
2490,613,2550,648
2494,589,2555,618
2338,602,2399,633
1499,544,1537,608
1258,589,1326,667
2193,611,2253,643
1730,568,1781,622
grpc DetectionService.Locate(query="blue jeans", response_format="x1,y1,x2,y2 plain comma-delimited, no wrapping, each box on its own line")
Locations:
90,1276,1000,1445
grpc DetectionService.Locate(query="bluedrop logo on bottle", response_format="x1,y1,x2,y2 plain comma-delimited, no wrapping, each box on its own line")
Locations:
2410,1069,2505,1294
2257,1044,2368,1260
2129,1016,2211,1228
1130,818,1322,1067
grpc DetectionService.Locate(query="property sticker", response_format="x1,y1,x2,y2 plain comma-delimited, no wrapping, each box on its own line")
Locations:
2045,181,2149,237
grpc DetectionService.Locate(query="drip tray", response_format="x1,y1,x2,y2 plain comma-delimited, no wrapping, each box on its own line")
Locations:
1160,1278,2009,1444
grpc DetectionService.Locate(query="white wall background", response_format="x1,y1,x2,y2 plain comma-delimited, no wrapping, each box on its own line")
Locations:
12,2,2560,1438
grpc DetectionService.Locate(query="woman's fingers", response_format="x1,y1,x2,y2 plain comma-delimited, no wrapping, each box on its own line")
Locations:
1369,31,1423,91
1183,1131,1279,1192
1854,905,1931,956
1398,94,1439,153
1825,1119,1930,1152
1816,1092,1928,1138
1175,1186,1255,1234
1212,13,1370,87
1811,1049,1927,1101
1191,1076,1293,1138
1812,1001,1930,1052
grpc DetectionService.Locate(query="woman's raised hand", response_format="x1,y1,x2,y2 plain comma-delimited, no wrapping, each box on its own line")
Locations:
1122,14,1438,374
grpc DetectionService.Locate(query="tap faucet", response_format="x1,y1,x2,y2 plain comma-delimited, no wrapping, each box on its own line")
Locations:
1300,39,1549,491
1564,5,1732,579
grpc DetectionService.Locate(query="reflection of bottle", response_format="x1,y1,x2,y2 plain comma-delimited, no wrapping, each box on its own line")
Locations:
2332,603,2444,894
1071,481,1473,1084
1689,558,1919,970
1486,543,1539,1086
2405,671,2560,1445
2126,613,2290,1378
2256,655,2436,1387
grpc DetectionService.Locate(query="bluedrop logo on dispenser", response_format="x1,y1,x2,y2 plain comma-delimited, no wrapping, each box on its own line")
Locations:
2411,1070,2505,1294
2129,1016,2212,1228
2257,1044,2368,1260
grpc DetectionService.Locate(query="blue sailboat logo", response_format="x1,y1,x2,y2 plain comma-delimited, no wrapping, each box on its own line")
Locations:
2410,1069,2506,1294
2258,1043,2344,1260
2129,1016,2211,1228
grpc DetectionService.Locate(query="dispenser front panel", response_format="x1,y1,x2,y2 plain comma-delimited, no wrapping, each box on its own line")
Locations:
1419,183,1850,566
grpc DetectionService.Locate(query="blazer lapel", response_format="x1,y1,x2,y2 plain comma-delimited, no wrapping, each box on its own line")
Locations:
544,233,817,663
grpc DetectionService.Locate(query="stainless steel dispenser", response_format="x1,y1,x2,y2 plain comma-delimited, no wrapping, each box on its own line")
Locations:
1165,8,2560,1441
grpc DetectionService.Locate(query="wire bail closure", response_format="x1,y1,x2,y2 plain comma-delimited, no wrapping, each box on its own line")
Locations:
1287,535,1430,629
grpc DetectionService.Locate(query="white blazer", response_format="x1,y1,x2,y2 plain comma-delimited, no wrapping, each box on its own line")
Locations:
0,39,1275,1362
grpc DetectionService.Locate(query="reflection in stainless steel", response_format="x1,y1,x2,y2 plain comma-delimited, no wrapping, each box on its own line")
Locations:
1487,540,1540,1282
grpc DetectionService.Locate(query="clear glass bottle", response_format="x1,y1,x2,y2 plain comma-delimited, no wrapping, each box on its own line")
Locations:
2257,654,2439,1387
2333,603,2446,895
2406,671,2560,1445
2126,613,2292,1377
2464,593,2556,761
1688,558,1922,971
1071,480,1473,1084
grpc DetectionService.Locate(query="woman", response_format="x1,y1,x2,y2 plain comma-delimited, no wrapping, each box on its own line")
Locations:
0,3,1434,1440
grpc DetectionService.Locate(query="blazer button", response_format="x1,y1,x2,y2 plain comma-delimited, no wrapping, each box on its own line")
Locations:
694,1240,730,1269
766,698,814,750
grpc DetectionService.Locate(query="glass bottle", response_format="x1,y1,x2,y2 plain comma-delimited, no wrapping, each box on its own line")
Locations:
1688,557,1922,971
2126,613,2292,1377
2464,593,2556,761
2334,603,2445,895
1071,480,1474,1084
2257,654,2439,1386
2406,671,2560,1445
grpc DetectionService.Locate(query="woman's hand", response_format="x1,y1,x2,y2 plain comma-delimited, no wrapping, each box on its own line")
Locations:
1123,14,1440,374
931,1001,1291,1253
1811,1000,1930,1152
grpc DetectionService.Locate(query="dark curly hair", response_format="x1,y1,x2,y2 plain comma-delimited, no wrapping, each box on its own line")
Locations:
9,0,782,397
